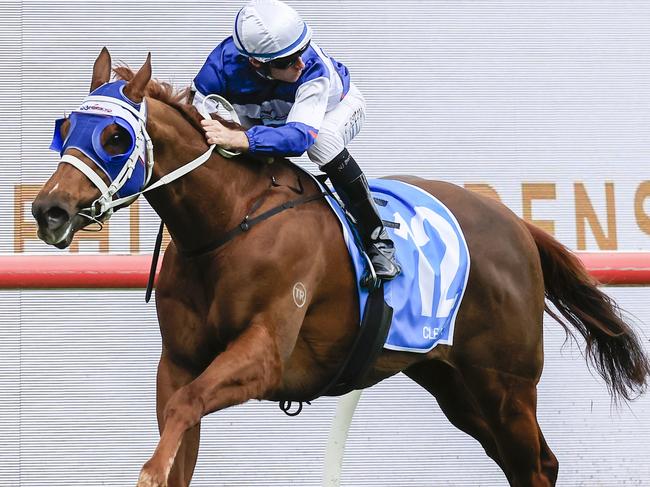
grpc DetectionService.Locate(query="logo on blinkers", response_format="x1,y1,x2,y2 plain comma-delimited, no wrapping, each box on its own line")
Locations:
79,103,113,113
292,282,307,308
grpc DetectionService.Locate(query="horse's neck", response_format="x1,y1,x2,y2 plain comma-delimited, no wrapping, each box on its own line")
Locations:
144,100,269,253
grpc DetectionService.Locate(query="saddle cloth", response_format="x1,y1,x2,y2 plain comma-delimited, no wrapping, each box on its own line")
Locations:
321,177,471,353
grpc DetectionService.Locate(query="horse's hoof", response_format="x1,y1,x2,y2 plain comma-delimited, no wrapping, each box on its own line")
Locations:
137,469,166,487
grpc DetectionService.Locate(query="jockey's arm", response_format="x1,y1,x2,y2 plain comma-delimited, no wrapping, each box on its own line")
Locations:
245,76,329,156
192,77,330,156
189,85,248,151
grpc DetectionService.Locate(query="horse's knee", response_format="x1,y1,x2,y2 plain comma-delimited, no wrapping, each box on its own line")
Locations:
163,386,205,430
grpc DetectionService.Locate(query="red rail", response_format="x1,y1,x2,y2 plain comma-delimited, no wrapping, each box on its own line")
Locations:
578,252,650,286
0,253,648,288
0,255,157,288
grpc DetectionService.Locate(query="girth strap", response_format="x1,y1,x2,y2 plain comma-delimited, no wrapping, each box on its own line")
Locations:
278,282,393,416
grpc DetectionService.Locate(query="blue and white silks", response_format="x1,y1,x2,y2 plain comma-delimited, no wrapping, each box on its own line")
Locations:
324,178,471,353
192,37,350,156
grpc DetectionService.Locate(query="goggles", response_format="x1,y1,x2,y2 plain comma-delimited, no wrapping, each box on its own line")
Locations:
268,42,310,70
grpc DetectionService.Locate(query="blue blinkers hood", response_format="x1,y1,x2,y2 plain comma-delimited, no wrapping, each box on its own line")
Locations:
50,80,147,199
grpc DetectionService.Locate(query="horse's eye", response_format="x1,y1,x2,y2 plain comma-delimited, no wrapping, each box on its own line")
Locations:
107,132,122,146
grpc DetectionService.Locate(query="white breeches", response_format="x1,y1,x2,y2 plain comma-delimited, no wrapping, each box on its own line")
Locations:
307,83,366,167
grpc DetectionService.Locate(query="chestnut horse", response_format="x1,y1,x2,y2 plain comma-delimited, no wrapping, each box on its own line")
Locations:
32,49,649,487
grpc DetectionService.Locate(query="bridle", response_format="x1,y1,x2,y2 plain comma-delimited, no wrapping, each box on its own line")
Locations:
59,93,154,221
54,83,239,224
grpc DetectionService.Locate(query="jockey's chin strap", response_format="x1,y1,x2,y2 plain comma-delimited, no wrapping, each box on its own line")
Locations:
62,94,241,222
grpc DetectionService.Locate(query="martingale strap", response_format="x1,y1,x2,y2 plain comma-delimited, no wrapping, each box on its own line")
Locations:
145,190,327,302
182,191,328,258
145,219,165,304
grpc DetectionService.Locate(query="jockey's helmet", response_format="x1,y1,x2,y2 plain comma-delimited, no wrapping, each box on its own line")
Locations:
233,0,312,63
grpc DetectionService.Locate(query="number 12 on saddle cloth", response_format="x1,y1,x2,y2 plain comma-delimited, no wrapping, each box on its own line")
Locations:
322,176,471,353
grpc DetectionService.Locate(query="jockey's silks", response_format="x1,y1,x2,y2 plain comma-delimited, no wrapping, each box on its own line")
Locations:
192,37,350,156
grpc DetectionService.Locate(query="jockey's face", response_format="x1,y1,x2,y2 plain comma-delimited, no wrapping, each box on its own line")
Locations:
269,55,305,82
249,55,305,83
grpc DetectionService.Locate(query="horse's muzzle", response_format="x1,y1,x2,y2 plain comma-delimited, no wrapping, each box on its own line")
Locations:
32,197,75,248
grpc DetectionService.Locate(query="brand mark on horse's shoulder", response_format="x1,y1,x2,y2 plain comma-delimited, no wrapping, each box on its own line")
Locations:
293,282,307,308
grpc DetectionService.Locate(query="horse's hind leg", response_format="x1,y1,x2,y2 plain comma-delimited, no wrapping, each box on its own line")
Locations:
460,365,558,487
537,426,559,485
405,359,558,486
404,360,506,472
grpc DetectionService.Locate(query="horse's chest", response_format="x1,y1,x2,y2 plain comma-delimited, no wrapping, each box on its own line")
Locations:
157,303,226,370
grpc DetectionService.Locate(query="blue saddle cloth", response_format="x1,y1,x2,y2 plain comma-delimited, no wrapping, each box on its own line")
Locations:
322,178,471,353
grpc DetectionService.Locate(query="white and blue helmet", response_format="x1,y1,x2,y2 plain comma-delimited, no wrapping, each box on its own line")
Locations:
233,0,312,62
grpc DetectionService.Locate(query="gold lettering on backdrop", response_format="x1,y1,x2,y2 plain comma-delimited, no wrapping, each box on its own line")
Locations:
19,181,649,253
522,183,556,235
130,199,140,253
464,183,502,202
574,182,617,250
14,184,38,253
14,184,110,253
162,226,171,252
635,181,650,236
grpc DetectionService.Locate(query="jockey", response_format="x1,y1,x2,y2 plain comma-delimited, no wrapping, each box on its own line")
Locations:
190,0,400,281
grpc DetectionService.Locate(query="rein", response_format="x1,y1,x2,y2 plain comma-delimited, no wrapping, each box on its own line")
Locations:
182,191,327,258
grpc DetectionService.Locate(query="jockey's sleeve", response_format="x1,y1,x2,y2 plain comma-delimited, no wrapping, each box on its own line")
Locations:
192,43,227,108
245,76,330,156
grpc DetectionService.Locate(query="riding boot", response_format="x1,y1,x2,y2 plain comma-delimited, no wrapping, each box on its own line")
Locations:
322,149,401,281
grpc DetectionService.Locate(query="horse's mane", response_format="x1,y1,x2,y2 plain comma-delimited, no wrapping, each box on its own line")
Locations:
113,66,244,133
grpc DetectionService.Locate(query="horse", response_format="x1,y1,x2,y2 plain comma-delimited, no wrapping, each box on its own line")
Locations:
31,48,650,487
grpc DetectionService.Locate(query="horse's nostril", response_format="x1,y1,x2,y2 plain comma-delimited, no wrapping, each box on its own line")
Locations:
43,206,70,230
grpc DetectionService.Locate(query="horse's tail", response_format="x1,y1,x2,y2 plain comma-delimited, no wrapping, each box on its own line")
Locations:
524,221,650,402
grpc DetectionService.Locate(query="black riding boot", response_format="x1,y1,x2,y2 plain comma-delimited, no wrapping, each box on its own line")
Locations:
322,149,401,281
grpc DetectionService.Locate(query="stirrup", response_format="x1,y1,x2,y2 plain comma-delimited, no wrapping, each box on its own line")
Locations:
360,251,380,291
360,251,401,290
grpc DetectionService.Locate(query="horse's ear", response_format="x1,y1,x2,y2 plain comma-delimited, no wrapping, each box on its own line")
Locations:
123,53,152,104
90,47,112,93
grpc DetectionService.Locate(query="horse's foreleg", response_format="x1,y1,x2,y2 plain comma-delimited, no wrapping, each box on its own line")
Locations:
136,321,282,487
155,351,201,487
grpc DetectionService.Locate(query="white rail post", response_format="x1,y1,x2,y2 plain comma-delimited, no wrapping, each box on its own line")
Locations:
323,390,363,487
